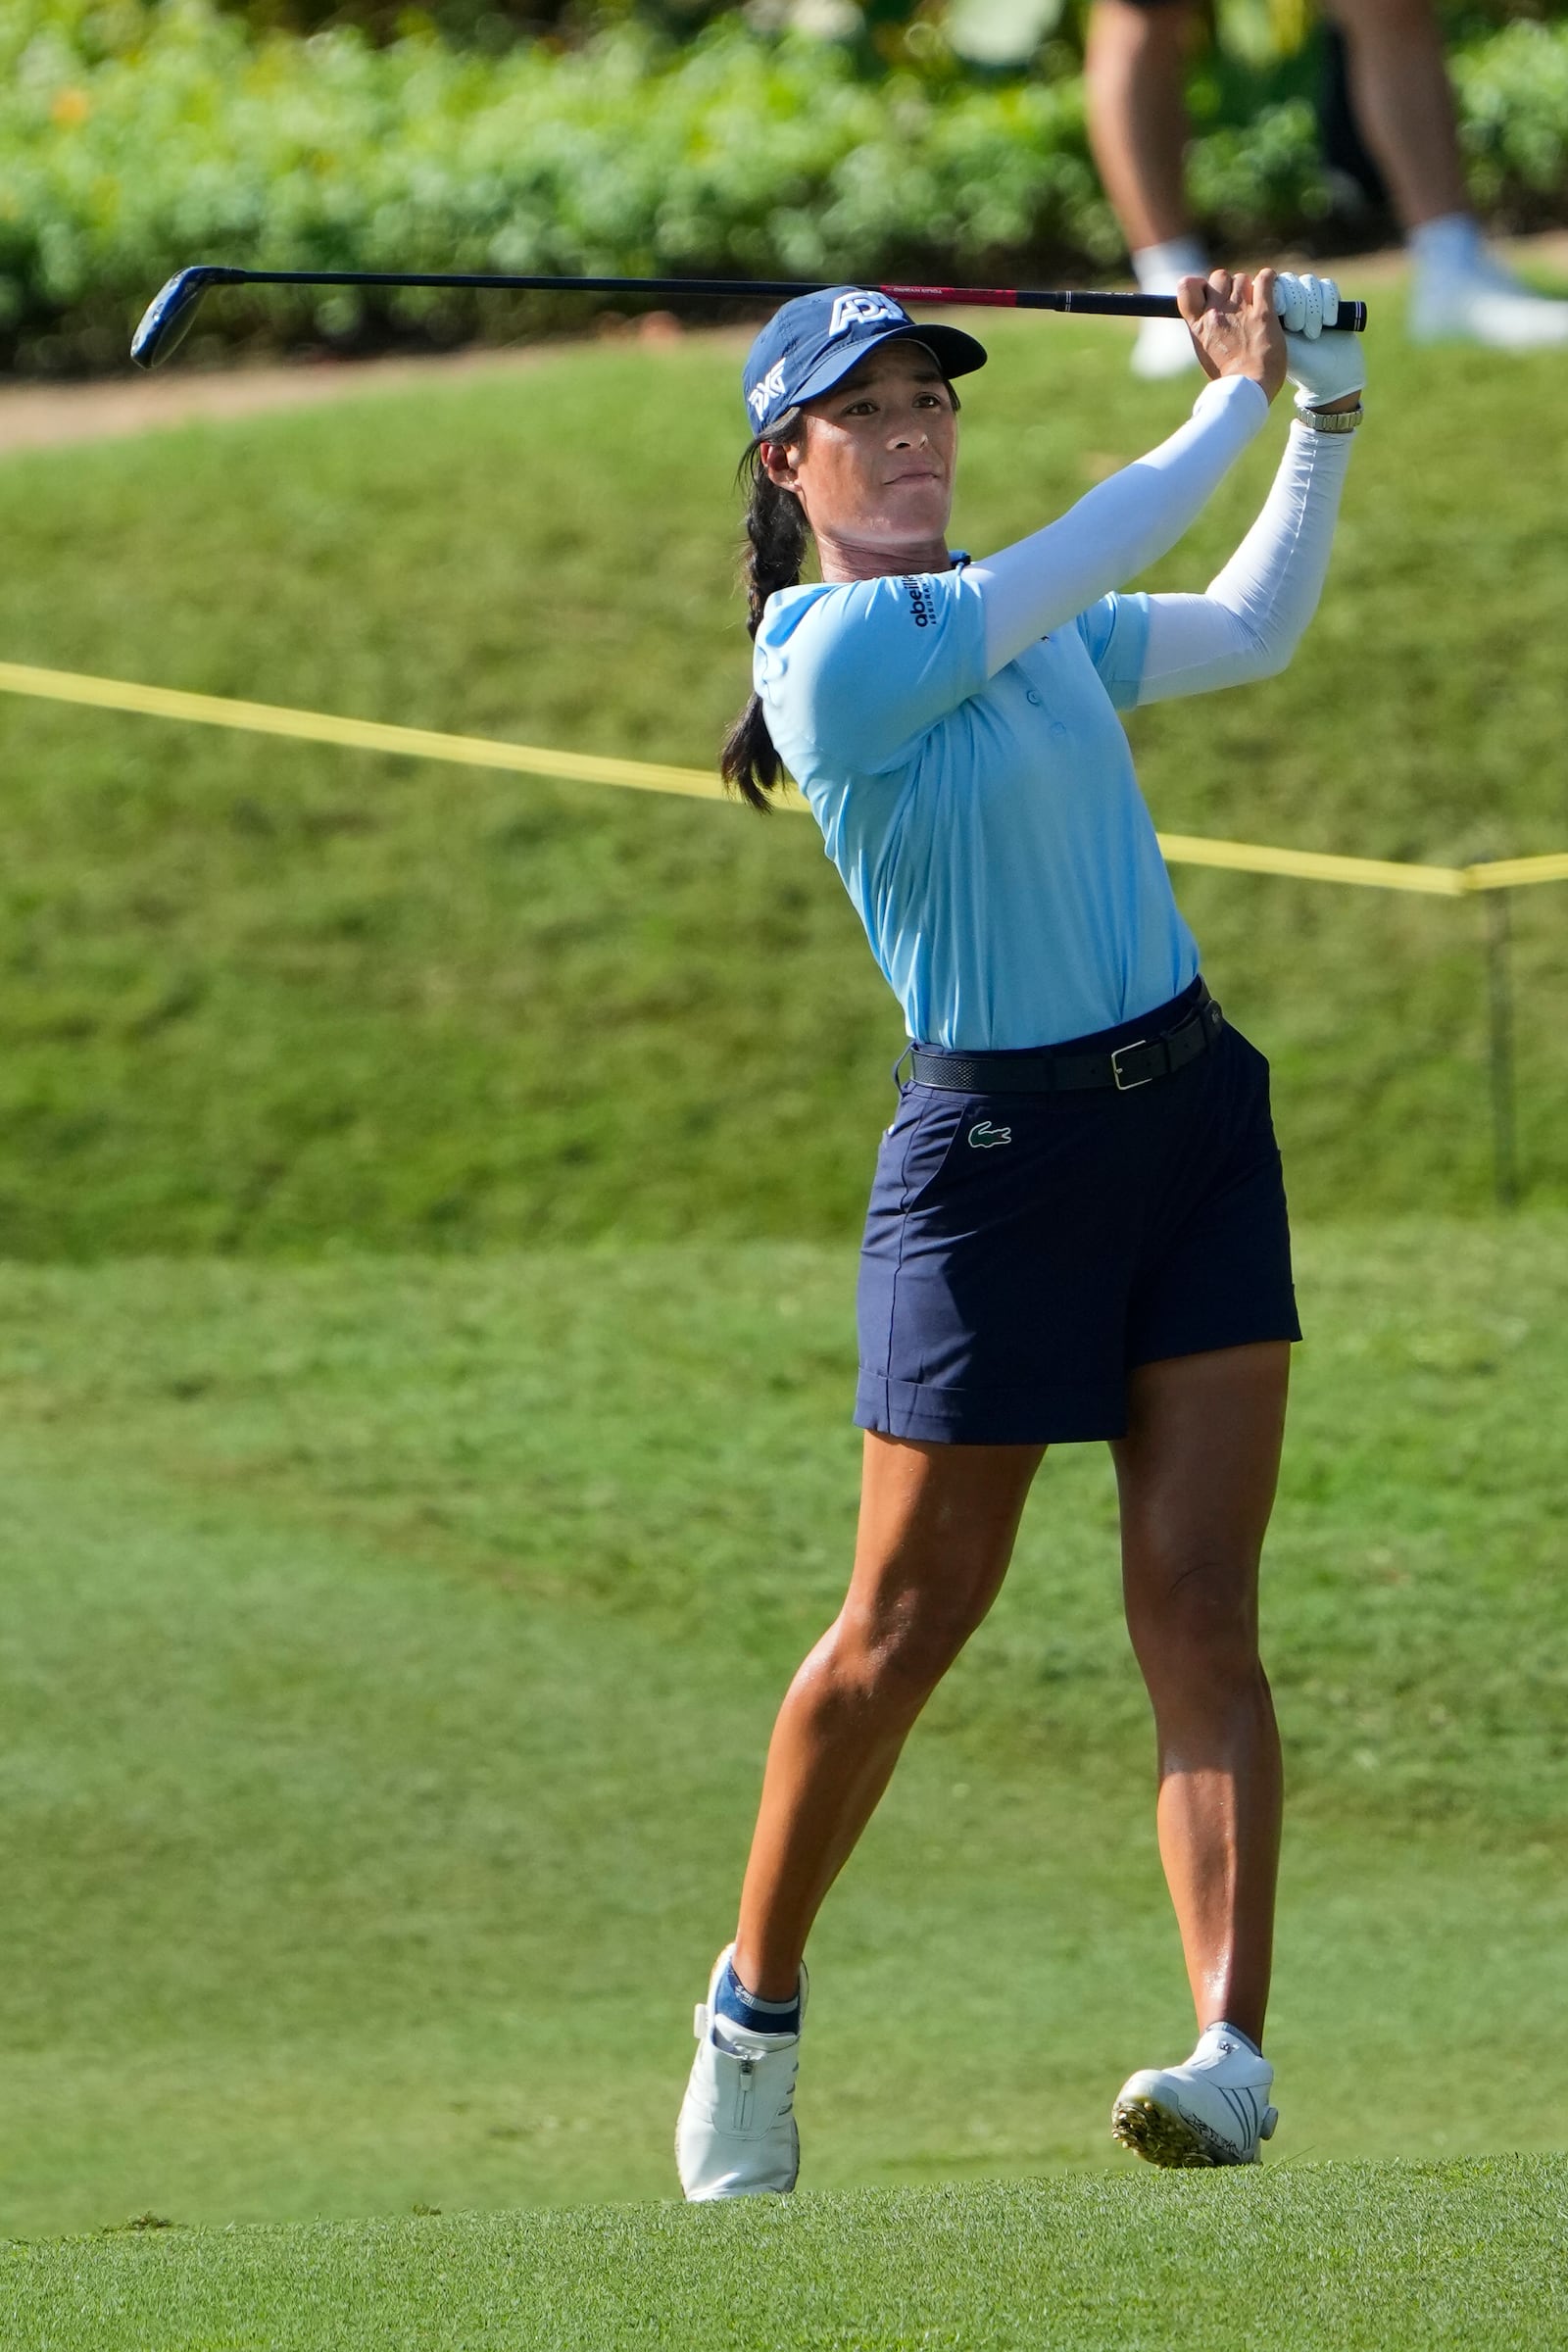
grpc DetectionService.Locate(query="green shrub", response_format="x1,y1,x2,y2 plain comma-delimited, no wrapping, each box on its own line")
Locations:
1455,18,1568,208
3,0,1567,371
3,4,1093,368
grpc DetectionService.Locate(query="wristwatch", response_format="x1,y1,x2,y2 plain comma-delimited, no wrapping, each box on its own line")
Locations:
1296,401,1364,432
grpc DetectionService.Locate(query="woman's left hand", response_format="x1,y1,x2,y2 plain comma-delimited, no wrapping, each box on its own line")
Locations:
1277,272,1366,411
1176,269,1287,403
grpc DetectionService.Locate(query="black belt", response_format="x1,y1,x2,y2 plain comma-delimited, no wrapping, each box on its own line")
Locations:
906,986,1223,1095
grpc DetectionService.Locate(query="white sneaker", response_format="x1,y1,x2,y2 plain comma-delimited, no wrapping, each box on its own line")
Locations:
675,1945,808,2201
1409,253,1568,351
1128,238,1206,379
1131,315,1200,379
1111,2022,1278,2168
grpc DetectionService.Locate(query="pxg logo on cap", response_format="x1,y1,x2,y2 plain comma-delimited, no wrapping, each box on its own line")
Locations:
741,284,988,438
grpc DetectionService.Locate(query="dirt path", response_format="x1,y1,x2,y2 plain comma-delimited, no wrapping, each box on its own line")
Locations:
0,308,725,457
2,232,1564,458
0,340,568,458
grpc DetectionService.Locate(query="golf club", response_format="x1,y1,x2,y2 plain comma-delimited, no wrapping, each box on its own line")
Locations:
130,265,1368,368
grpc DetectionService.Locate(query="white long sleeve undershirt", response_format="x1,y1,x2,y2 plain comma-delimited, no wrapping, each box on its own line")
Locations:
969,375,1354,704
971,372,1270,675
1136,419,1354,703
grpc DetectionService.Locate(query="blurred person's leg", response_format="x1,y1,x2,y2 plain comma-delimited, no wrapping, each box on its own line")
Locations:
1316,26,1386,214
1086,0,1568,370
1326,0,1568,349
1324,0,1466,227
1085,0,1195,254
1084,0,1206,377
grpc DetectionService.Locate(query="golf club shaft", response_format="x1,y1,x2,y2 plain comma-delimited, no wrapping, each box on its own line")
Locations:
151,266,1369,330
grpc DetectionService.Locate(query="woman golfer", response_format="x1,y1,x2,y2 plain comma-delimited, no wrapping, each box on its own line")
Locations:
676,268,1365,2196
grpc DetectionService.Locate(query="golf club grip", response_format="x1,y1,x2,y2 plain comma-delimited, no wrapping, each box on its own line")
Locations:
1043,288,1369,333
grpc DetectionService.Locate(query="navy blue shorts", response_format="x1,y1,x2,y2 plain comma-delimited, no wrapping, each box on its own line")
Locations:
855,981,1300,1446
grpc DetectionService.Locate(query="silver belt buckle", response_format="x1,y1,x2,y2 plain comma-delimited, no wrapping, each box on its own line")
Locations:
1111,1039,1152,1091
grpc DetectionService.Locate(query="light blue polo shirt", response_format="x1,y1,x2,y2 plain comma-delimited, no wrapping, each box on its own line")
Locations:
755,564,1199,1051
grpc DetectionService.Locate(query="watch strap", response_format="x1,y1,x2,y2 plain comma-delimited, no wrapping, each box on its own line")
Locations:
1296,400,1364,432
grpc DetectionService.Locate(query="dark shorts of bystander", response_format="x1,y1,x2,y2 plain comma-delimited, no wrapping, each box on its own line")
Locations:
855,977,1300,1446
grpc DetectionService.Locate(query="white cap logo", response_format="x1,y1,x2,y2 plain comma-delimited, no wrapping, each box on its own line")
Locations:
828,291,906,338
746,360,787,421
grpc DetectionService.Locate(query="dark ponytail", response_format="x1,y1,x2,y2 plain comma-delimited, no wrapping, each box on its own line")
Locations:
719,410,809,811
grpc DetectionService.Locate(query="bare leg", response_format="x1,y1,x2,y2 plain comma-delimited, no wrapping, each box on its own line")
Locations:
1332,0,1568,348
1323,0,1466,228
1086,0,1464,242
1111,1343,1289,2045
732,1434,1045,1998
1084,0,1200,253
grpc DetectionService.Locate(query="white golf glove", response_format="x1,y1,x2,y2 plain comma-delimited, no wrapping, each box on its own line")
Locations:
1272,270,1366,411
1272,270,1338,337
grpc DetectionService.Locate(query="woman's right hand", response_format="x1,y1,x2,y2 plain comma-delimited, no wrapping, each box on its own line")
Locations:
1176,269,1287,403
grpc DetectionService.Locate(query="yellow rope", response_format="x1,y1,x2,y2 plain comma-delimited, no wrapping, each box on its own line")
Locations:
1462,851,1568,893
0,660,739,806
1153,829,1466,898
2,658,1563,898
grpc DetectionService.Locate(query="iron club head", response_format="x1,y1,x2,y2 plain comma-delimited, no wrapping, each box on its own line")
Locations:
130,267,244,368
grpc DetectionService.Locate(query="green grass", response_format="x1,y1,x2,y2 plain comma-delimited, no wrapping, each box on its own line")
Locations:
1,304,1566,1255
1,1221,1564,2248
6,2160,1566,2350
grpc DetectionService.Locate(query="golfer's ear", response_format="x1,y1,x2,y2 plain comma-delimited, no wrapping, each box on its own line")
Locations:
760,438,801,491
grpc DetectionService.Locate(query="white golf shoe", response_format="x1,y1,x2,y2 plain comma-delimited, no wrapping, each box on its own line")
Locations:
1131,315,1200,380
1126,240,1206,379
1409,252,1568,352
1111,2022,1278,2168
675,1945,808,2201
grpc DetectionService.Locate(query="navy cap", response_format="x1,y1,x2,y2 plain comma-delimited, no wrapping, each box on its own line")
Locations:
742,285,987,437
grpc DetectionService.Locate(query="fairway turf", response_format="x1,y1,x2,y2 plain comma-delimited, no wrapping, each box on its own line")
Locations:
0,1223,1564,2236
5,2160,1566,2350
0,304,1566,1255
